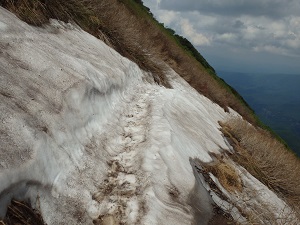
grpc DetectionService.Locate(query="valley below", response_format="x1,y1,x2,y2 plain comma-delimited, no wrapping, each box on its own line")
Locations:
219,71,300,156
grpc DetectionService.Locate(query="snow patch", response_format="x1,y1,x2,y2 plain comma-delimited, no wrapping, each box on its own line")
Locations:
0,21,7,30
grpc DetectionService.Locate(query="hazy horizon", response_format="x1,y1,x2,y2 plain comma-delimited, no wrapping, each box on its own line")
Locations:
218,71,300,156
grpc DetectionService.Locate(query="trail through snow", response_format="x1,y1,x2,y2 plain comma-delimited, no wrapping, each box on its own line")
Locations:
91,87,153,224
0,7,299,225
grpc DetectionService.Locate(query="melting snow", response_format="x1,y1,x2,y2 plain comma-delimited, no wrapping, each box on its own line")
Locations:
0,7,298,225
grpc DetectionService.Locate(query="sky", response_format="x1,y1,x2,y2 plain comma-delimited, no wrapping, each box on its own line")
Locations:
142,0,300,74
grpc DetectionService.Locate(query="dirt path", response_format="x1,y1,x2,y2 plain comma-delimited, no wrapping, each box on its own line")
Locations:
92,87,153,225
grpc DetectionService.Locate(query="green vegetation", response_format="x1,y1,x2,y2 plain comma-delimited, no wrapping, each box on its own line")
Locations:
174,33,215,73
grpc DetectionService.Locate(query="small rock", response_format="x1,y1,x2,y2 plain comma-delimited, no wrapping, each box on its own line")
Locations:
101,215,117,225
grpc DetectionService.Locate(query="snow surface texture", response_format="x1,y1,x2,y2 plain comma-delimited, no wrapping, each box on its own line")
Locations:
0,7,298,225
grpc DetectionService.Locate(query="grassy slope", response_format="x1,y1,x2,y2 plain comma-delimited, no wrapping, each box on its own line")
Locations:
220,118,300,219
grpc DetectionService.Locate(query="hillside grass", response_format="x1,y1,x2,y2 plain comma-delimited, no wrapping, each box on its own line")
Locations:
220,118,300,219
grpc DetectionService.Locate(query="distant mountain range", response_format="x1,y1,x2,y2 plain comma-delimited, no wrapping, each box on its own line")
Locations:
218,71,300,156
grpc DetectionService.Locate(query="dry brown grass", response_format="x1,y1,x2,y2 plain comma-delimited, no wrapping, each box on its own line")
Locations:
220,118,300,217
1,199,45,225
198,155,299,224
204,159,243,194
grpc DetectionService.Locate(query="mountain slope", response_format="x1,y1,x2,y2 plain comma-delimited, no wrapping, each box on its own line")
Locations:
0,8,226,223
0,0,256,124
0,4,299,225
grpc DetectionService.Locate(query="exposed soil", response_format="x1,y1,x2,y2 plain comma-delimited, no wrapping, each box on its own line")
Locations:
208,204,236,225
1,199,46,225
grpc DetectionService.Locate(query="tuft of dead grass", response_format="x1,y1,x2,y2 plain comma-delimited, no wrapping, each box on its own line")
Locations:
196,156,299,225
212,162,243,193
1,199,46,225
219,118,300,218
204,158,243,194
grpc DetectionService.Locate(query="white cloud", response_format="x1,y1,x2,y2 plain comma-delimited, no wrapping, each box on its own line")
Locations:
269,21,286,38
158,0,300,18
216,33,237,43
157,10,178,25
179,19,211,46
253,45,293,56
285,38,300,49
143,0,300,72
154,9,212,46
289,16,300,29
243,25,261,40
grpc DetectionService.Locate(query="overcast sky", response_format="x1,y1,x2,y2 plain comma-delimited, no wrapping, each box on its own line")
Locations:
143,0,300,74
